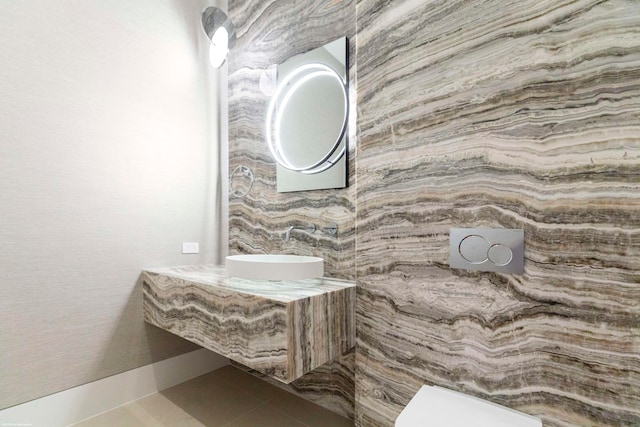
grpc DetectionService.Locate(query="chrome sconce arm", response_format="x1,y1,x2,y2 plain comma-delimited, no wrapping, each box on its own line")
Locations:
201,7,236,68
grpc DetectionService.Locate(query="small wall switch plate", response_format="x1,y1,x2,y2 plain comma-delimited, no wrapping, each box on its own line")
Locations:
182,242,199,254
449,228,524,274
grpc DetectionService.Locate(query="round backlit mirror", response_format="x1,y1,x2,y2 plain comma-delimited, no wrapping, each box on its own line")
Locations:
266,63,348,175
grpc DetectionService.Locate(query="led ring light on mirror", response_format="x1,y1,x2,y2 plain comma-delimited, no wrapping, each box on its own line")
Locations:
266,63,348,175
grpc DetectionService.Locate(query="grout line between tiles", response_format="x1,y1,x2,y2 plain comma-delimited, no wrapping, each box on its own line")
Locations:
268,402,313,427
219,401,308,427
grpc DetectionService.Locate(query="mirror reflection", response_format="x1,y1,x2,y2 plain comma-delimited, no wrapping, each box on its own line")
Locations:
266,37,348,192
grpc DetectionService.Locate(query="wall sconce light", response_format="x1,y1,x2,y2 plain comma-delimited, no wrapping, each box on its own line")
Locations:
201,7,236,68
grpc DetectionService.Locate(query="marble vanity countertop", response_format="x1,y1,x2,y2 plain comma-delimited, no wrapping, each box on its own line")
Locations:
142,264,355,383
143,264,355,302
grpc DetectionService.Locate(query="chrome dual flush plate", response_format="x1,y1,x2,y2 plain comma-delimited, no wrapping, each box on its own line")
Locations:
449,228,524,274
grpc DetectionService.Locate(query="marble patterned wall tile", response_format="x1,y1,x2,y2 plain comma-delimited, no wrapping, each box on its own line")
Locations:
227,0,357,417
355,0,640,426
232,348,356,420
227,0,357,281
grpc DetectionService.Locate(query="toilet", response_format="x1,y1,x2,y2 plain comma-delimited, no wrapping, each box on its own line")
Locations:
395,385,542,427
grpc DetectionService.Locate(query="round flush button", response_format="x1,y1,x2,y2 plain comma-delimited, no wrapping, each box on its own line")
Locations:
487,243,513,266
459,235,490,264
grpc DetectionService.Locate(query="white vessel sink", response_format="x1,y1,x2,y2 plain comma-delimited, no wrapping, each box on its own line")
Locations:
225,254,324,280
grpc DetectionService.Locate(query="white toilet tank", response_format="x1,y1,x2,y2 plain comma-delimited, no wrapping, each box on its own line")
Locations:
395,385,542,427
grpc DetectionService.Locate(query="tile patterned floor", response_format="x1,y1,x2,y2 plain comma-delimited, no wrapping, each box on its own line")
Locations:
71,365,353,427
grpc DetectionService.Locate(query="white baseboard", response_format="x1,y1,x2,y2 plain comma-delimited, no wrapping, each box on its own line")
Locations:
0,349,228,427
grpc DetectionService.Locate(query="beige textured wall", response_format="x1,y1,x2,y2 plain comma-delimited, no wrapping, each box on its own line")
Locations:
0,0,226,409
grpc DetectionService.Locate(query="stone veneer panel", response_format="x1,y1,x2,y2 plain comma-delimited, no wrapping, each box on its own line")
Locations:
142,266,355,383
355,1,640,426
226,0,358,418
231,348,356,420
227,0,357,281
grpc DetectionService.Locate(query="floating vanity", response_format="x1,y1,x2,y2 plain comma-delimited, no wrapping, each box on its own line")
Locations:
142,265,355,383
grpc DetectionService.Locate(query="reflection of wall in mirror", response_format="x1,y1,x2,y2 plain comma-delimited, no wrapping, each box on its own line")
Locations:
276,37,348,192
279,73,346,168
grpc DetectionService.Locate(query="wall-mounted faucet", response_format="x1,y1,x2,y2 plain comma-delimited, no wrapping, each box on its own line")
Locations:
284,224,316,242
323,223,338,236
283,223,339,241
